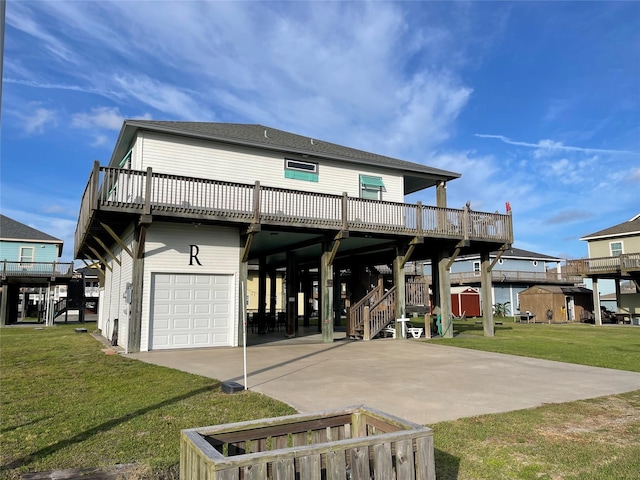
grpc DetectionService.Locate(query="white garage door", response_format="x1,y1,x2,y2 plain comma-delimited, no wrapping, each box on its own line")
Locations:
150,273,232,350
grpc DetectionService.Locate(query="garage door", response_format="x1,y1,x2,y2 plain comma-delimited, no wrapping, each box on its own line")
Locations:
150,273,232,350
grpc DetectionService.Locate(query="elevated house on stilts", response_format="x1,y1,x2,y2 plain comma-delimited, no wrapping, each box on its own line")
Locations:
74,121,513,352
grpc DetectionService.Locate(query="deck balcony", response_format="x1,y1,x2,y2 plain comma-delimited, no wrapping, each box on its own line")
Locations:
566,254,640,279
1,261,74,282
75,163,513,260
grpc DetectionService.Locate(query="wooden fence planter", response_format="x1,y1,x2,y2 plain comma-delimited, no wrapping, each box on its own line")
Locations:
181,405,435,480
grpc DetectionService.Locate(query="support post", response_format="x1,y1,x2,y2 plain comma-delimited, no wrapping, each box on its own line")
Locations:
128,221,148,353
258,257,267,334
269,268,277,320
592,278,602,326
286,251,297,336
481,251,494,337
0,284,8,326
320,241,334,343
238,260,248,346
393,247,406,340
302,269,312,328
333,266,341,327
438,252,453,338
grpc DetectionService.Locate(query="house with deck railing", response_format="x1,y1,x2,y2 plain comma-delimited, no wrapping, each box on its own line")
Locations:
0,215,74,325
566,213,640,325
74,121,513,352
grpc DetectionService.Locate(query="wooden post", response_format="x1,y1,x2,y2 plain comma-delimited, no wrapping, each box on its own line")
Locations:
481,251,494,337
416,201,423,236
363,306,371,341
144,167,153,215
90,160,100,210
592,278,602,326
269,268,277,320
128,222,148,353
238,260,248,345
302,269,312,328
320,241,334,343
258,257,267,334
393,247,406,340
286,251,296,336
341,192,348,231
253,181,261,224
333,266,341,327
0,284,8,326
438,252,453,338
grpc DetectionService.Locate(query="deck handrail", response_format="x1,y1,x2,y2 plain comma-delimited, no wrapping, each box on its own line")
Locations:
75,165,514,256
566,253,640,276
1,261,74,279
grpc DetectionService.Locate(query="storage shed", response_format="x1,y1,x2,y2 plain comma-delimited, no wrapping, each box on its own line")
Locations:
451,286,481,317
518,285,593,323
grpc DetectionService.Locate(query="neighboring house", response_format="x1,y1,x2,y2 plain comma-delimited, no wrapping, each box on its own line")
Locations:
74,121,513,352
0,215,74,325
567,213,640,324
420,247,580,316
518,285,593,323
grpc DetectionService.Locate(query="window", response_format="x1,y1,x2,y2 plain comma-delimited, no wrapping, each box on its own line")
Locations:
473,261,481,276
610,241,623,257
19,247,35,268
360,175,386,200
284,159,318,182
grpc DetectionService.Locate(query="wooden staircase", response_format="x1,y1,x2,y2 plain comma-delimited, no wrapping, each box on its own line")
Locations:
347,280,397,340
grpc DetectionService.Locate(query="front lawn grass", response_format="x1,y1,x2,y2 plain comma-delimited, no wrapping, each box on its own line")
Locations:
0,325,295,479
428,319,640,372
2,322,639,479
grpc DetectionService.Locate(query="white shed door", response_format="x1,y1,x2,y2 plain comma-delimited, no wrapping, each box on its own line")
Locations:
151,273,232,350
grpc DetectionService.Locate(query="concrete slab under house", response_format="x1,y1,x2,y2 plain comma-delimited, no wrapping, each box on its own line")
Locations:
74,121,513,352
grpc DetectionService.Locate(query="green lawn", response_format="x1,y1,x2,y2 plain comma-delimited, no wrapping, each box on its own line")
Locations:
1,322,639,479
0,325,295,479
429,319,640,372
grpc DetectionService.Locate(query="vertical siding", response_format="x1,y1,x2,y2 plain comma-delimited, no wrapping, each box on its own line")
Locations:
140,222,240,351
138,132,405,202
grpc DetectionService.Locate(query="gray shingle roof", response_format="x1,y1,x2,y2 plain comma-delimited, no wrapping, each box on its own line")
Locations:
0,215,62,243
580,214,640,240
110,121,461,194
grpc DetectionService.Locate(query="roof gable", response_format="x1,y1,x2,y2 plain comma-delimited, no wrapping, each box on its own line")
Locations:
110,121,461,194
0,215,62,243
580,214,640,241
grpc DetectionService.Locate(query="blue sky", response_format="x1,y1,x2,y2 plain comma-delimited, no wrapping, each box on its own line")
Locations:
2,1,639,263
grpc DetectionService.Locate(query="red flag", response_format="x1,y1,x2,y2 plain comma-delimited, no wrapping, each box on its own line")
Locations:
506,202,511,213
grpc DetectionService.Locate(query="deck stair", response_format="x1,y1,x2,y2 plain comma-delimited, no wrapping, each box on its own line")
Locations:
348,280,397,340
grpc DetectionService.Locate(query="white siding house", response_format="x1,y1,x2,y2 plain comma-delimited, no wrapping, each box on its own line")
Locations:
76,121,513,351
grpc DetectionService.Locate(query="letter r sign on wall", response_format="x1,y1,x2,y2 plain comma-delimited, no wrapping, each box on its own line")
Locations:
189,244,202,266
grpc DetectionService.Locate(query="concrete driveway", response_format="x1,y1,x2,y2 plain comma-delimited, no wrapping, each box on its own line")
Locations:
129,331,640,425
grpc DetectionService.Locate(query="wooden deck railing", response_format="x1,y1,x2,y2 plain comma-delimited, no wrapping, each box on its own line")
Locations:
347,280,384,337
75,164,513,256
347,280,399,341
1,261,74,280
566,253,640,276
419,269,584,286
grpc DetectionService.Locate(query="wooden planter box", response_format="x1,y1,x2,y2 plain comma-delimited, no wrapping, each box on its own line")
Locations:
181,405,435,480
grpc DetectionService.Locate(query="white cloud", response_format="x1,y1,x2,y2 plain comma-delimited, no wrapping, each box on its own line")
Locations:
71,106,125,130
475,133,638,156
112,74,215,120
18,106,58,135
